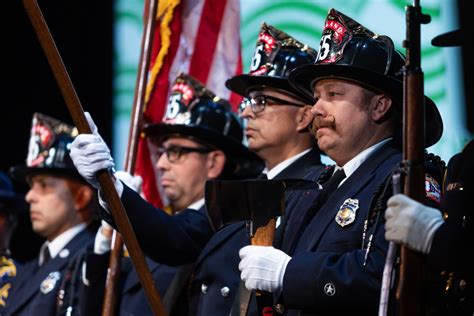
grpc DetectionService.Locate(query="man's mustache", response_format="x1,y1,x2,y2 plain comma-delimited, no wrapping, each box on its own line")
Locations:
310,115,336,138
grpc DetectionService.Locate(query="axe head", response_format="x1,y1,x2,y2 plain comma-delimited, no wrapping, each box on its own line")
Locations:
205,179,286,235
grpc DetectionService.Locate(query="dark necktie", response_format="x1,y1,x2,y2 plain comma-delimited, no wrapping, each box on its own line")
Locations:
42,246,51,266
318,168,346,204
307,167,346,219
257,172,268,180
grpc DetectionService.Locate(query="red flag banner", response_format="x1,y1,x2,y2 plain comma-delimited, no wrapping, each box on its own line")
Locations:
135,0,243,208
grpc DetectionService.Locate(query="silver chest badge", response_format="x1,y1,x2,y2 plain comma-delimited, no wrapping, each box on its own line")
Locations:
335,198,359,227
40,271,61,294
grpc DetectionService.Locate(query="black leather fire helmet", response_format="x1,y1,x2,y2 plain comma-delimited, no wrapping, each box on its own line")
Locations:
226,23,318,104
10,113,86,183
289,8,443,147
144,73,264,179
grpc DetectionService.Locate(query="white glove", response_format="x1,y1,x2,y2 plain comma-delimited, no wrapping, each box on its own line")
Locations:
239,245,291,292
70,112,115,189
94,220,114,254
385,194,444,254
115,171,143,195
97,171,143,210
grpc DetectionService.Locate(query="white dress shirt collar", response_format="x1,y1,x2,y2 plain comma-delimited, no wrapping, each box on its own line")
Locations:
187,198,205,211
264,148,312,180
39,223,86,265
337,138,392,186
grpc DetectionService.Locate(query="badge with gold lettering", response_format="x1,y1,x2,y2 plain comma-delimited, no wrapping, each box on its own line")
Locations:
335,198,359,227
40,271,61,294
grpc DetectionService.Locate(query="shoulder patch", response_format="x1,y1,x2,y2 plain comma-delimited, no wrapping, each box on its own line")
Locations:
425,173,441,204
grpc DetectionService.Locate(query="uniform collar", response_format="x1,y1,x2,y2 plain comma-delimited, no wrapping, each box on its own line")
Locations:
337,138,392,186
39,223,86,265
264,148,312,180
187,197,205,211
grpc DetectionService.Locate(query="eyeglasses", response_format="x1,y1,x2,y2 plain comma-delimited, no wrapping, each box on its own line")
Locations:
239,95,306,114
158,145,211,163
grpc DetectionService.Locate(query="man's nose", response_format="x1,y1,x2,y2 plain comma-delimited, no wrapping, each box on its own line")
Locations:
311,98,326,117
156,152,170,170
25,187,36,204
239,104,255,119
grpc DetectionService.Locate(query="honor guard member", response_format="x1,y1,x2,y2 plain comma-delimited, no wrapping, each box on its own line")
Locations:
227,22,323,181
238,9,444,315
4,113,98,316
0,171,26,310
385,140,473,315
385,28,474,315
76,73,262,316
77,172,166,316
69,73,264,315
172,23,326,316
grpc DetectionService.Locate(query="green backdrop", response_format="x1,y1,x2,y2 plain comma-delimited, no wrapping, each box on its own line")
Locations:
113,0,471,166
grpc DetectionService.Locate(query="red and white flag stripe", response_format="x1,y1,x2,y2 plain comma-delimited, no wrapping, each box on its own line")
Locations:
168,0,243,107
136,0,243,208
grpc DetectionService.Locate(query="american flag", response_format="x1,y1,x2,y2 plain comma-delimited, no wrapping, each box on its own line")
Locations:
135,0,243,208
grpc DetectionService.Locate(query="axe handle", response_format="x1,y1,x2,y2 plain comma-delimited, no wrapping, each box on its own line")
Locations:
251,218,277,315
251,218,276,246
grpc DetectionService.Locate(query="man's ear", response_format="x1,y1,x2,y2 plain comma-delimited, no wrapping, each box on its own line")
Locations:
371,94,393,122
206,150,226,179
296,105,314,132
73,185,94,211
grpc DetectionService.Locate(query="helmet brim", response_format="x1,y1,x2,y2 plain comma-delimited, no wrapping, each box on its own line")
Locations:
144,123,264,176
9,165,87,185
226,75,314,104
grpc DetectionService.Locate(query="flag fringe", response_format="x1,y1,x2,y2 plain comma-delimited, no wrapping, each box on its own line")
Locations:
145,0,181,105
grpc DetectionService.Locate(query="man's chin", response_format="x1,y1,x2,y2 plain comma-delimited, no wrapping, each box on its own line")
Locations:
317,138,335,154
246,140,262,152
163,191,176,202
32,227,47,238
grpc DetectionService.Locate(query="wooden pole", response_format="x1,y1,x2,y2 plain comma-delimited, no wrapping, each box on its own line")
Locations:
102,0,159,314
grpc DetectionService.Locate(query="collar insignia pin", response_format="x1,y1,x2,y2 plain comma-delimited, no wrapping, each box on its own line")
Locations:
59,249,69,258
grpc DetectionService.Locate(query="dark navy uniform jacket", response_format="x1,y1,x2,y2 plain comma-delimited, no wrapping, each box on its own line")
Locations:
101,148,323,316
2,228,94,316
426,145,474,315
279,141,402,316
79,251,176,316
100,191,213,267
81,203,209,316
182,148,324,316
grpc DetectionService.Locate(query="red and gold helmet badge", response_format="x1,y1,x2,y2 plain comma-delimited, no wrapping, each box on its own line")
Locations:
249,24,280,76
249,23,307,76
163,73,215,125
315,8,374,64
26,113,77,168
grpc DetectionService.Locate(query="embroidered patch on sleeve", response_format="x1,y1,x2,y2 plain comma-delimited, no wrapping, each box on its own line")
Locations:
425,174,441,204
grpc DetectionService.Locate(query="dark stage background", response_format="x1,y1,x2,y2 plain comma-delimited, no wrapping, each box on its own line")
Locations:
3,0,113,261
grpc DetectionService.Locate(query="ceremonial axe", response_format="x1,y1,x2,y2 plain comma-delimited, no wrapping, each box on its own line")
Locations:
205,179,307,315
